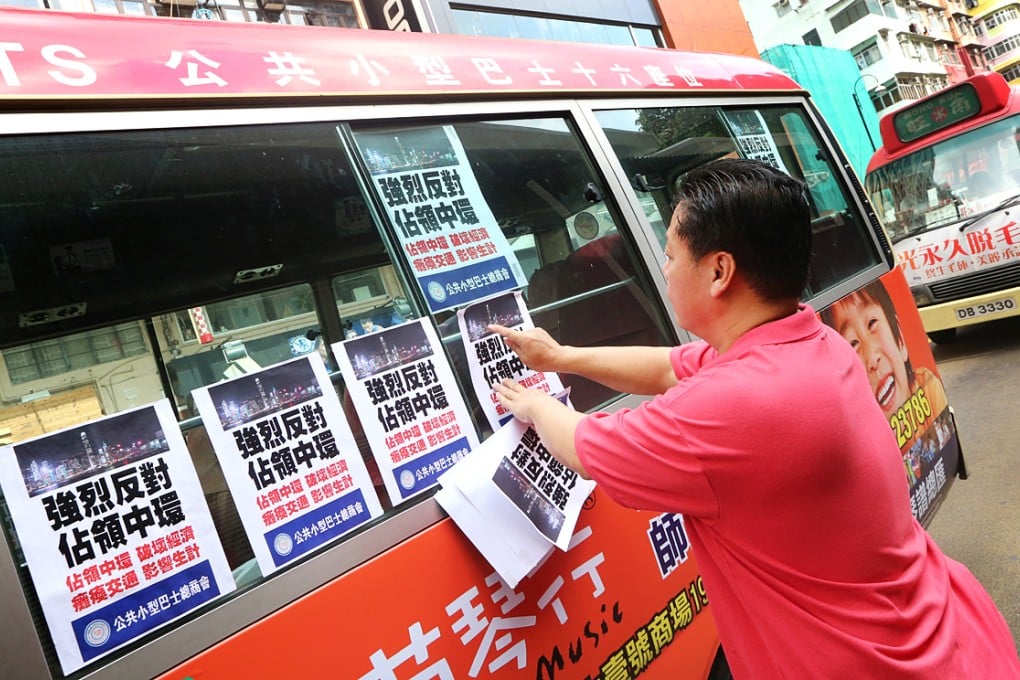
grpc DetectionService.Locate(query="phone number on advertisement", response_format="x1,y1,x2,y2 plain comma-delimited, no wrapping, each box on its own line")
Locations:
954,297,1016,320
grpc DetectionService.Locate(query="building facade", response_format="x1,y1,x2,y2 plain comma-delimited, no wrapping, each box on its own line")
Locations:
741,0,988,115
971,0,1020,83
0,0,758,53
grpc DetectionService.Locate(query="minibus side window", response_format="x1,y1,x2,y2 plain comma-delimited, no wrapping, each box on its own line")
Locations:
0,122,414,672
350,118,675,424
594,106,882,298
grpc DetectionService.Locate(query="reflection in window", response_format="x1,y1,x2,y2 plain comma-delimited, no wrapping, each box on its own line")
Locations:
3,323,148,384
204,288,315,335
157,284,323,419
451,9,659,47
332,265,415,339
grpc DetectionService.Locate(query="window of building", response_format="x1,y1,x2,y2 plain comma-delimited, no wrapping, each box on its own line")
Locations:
632,27,659,47
984,6,1020,31
878,0,896,18
450,9,660,48
853,39,882,67
775,0,792,18
874,83,903,111
831,0,886,33
3,323,149,384
984,34,1020,60
803,28,822,46
220,4,250,21
1000,61,1020,82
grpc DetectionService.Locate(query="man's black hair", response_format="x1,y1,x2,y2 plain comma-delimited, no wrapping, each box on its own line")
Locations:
673,157,812,300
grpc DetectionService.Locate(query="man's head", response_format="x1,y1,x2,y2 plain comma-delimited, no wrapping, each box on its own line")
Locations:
672,157,812,301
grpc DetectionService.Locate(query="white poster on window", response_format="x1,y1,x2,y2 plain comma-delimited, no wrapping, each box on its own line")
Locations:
191,353,383,577
457,290,566,431
721,110,790,174
332,318,479,506
0,400,235,675
355,125,527,313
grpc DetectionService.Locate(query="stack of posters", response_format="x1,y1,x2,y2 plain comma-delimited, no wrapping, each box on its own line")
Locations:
436,410,595,588
436,291,594,587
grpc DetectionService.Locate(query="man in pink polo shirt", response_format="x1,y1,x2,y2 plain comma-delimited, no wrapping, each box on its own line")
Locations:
491,158,1019,678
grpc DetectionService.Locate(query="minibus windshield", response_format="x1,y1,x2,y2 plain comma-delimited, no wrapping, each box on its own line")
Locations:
865,115,1020,242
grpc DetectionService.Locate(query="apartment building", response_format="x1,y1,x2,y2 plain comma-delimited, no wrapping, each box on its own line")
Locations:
972,0,1020,83
741,0,988,115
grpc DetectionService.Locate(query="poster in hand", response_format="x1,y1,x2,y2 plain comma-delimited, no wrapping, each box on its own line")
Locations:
438,393,595,586
457,290,566,431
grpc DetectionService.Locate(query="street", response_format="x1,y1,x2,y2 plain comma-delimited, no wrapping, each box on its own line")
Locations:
926,314,1020,653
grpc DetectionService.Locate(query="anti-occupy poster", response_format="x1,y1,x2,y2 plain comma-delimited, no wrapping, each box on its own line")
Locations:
456,290,566,431
191,352,383,576
332,317,479,505
0,400,235,674
353,124,527,313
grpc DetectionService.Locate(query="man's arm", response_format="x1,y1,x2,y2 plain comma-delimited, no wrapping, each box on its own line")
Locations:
488,324,676,395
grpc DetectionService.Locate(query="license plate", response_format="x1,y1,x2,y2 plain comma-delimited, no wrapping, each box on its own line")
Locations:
954,297,1017,320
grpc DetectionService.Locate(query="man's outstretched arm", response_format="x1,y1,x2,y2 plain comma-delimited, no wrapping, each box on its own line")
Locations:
488,324,676,396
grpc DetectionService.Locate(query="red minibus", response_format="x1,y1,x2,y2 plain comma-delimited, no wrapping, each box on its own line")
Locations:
864,71,1020,343
0,8,964,679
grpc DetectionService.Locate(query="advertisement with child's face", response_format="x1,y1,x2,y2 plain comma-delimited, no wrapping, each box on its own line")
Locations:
820,271,958,525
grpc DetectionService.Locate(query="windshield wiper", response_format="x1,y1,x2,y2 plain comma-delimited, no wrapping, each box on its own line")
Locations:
959,193,1020,232
891,224,931,244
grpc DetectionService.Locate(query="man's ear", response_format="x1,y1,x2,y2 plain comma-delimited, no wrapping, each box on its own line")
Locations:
708,251,736,298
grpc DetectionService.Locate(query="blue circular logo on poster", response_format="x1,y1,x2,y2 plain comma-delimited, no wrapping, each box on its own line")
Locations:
399,469,416,490
84,619,111,648
273,533,293,556
427,281,446,303
288,335,316,356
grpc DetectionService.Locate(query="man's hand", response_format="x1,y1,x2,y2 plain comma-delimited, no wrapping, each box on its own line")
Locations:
491,378,551,424
491,378,588,477
488,324,563,373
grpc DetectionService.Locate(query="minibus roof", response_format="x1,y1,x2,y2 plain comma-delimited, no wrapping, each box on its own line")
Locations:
1,7,801,103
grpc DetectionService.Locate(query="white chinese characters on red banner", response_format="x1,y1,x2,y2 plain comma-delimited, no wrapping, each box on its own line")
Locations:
0,6,767,100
